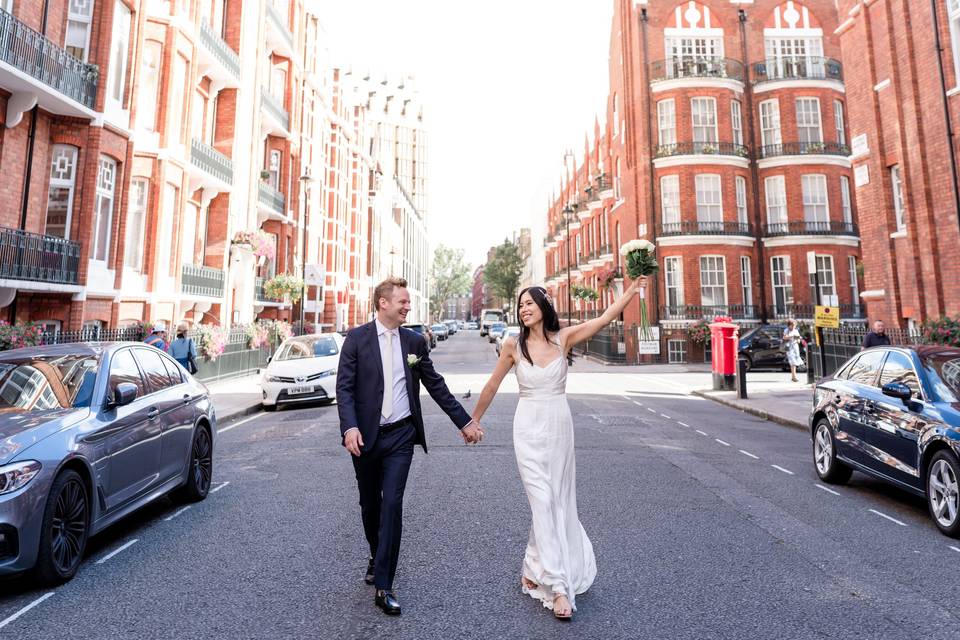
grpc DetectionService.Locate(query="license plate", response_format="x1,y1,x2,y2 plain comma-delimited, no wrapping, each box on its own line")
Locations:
288,386,314,395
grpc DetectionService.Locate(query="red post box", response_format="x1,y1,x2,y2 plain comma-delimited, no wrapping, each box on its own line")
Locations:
709,320,739,391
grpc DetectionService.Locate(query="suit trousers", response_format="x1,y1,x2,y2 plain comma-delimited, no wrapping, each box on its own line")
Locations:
351,420,415,590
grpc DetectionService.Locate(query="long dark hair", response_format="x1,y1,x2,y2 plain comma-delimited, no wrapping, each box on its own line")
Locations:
516,286,563,365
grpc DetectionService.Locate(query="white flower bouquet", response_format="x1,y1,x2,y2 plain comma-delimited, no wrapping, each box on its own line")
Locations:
620,239,659,340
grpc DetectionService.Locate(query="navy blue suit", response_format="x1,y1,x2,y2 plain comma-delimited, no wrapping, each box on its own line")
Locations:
336,321,471,589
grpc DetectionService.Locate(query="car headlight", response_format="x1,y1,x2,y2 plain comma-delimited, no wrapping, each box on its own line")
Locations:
0,460,41,495
265,375,284,383
319,369,337,378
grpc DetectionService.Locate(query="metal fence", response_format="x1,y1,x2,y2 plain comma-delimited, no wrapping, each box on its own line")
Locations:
809,327,922,378
572,323,627,364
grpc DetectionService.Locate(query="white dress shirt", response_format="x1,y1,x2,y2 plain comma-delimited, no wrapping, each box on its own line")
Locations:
375,318,411,425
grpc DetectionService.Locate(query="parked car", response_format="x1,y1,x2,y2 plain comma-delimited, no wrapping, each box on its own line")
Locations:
487,322,508,344
0,343,216,585
403,323,434,351
466,321,479,330
431,323,449,341
261,333,344,410
444,320,458,335
811,345,960,537
738,324,806,372
496,326,522,356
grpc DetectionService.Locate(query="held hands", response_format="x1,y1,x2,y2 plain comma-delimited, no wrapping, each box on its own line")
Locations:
461,421,485,444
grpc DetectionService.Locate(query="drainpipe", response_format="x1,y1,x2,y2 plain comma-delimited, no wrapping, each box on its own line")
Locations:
640,7,660,359
931,0,960,257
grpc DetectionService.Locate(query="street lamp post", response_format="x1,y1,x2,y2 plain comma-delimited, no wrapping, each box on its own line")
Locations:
562,203,578,326
299,173,314,334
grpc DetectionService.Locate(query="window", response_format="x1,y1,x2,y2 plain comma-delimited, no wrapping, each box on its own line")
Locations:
159,184,178,278
949,0,960,82
36,320,62,336
771,256,793,315
691,98,718,146
181,203,199,266
891,165,906,231
82,320,103,340
764,176,787,232
45,145,78,239
731,100,743,146
668,339,687,364
136,41,162,131
840,176,852,225
109,349,146,399
664,256,684,310
848,256,861,316
735,176,748,227
695,174,722,229
764,36,825,78
699,256,727,308
879,351,922,398
847,350,885,387
106,0,132,107
657,99,676,146
133,348,173,393
660,175,680,230
808,254,836,300
93,156,117,262
802,174,829,228
740,256,753,311
161,355,184,385
169,54,189,145
612,93,619,136
272,66,286,103
124,178,148,271
834,100,846,146
268,149,281,188
666,36,722,78
66,0,95,62
760,100,782,149
614,158,622,200
795,98,823,145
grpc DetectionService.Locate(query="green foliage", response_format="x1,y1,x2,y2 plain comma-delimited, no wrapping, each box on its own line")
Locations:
429,245,472,320
571,285,599,301
483,239,525,307
921,317,960,347
0,322,44,350
264,273,305,303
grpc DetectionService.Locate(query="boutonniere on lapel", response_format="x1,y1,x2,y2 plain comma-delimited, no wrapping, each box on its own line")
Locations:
406,354,421,368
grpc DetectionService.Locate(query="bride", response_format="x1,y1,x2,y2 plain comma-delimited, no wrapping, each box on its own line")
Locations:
469,277,644,620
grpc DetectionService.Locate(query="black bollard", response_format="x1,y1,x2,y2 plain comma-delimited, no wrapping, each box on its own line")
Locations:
737,358,748,399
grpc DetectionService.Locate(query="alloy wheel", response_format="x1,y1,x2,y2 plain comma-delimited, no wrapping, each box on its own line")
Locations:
50,478,88,574
814,424,833,475
929,459,959,528
192,428,213,495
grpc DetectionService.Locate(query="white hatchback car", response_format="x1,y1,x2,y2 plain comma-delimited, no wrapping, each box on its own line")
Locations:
261,333,344,410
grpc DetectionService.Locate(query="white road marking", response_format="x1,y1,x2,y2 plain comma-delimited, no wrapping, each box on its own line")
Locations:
950,545,960,554
660,414,672,420
632,400,644,407
677,421,690,428
696,430,708,436
218,413,262,434
739,450,759,459
815,484,841,496
869,509,907,527
95,539,139,564
646,407,657,414
0,593,56,630
715,439,730,447
210,481,231,493
622,395,632,401
771,465,795,476
163,506,192,522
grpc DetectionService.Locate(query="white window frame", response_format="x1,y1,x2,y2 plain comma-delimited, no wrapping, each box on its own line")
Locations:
136,40,162,132
764,176,788,231
657,99,676,147
124,178,148,271
795,97,823,145
664,256,684,310
801,174,830,228
699,255,727,309
771,255,794,314
106,0,132,110
731,100,743,147
614,158,622,200
660,175,680,230
66,0,95,62
759,99,782,149
891,164,906,231
735,176,748,227
740,256,753,311
269,149,282,189
948,0,960,83
667,339,687,364
45,144,79,239
848,256,861,315
93,156,117,263
840,175,853,225
764,36,825,78
695,174,722,228
809,254,837,300
834,100,846,146
691,97,718,145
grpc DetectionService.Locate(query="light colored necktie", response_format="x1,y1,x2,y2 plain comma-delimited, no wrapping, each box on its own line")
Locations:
381,331,393,420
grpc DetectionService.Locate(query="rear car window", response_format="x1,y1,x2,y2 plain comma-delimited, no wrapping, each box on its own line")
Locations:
922,354,960,402
134,348,175,393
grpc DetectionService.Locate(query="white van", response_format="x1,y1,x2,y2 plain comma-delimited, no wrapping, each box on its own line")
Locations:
479,308,505,337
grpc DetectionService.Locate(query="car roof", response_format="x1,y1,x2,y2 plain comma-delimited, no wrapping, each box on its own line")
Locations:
0,341,124,360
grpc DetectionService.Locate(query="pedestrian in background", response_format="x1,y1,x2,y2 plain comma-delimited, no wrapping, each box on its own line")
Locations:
862,320,891,349
144,322,168,351
783,319,804,383
169,323,199,374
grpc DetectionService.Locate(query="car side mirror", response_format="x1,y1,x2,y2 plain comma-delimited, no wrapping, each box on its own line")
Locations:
882,382,913,404
267,356,272,364
108,382,138,409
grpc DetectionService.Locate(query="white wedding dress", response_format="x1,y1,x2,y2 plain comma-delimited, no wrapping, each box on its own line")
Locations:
513,337,596,611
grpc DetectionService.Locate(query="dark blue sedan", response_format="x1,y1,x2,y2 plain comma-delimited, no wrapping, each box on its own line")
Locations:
810,345,960,536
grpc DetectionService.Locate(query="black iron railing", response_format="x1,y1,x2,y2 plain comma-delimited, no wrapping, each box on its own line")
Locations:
759,141,850,158
657,221,753,236
181,264,225,298
258,182,286,217
809,326,916,378
752,56,843,84
649,57,745,83
763,220,859,236
654,141,751,159
260,90,290,131
191,138,233,184
573,322,627,363
0,8,99,109
767,303,866,320
199,20,240,79
0,227,81,284
659,305,758,320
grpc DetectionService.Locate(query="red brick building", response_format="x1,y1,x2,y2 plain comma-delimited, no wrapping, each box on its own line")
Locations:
836,0,960,329
543,0,864,363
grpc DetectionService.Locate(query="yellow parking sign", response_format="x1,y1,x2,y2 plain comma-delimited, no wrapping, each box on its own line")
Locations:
815,305,840,329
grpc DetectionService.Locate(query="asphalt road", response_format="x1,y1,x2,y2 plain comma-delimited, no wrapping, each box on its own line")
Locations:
3,330,960,639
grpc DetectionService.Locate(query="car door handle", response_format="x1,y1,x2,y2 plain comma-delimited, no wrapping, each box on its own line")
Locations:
147,407,160,420
183,394,191,405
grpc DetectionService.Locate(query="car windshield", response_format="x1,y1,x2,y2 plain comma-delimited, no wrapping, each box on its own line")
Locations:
0,354,99,411
275,337,339,361
483,312,502,322
922,353,960,402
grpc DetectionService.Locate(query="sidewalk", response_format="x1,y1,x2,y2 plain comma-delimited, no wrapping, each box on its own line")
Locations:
692,370,813,431
204,374,264,425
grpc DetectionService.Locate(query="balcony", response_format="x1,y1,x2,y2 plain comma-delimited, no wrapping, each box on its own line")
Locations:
763,220,859,237
657,221,753,237
759,141,850,159
654,141,750,160
198,20,240,90
598,243,613,258
596,174,614,199
265,2,295,58
649,57,745,85
0,8,98,126
0,227,81,290
260,90,291,137
768,303,865,320
181,264,225,298
187,138,233,198
257,181,287,222
660,304,759,321
255,276,284,304
752,57,843,86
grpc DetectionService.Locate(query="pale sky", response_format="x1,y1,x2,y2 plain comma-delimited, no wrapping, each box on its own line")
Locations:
319,0,614,270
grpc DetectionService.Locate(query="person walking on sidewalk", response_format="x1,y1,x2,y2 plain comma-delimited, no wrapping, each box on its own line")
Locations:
783,320,805,382
169,323,199,374
144,323,168,351
862,320,891,349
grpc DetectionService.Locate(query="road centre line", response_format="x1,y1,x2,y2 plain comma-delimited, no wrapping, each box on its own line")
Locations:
632,400,644,407
771,465,795,476
869,509,908,527
95,539,139,564
660,414,672,419
210,481,231,494
815,484,841,496
715,439,730,447
950,546,960,554
0,593,56,630
163,506,192,522
739,450,759,459
696,430,708,436
677,421,690,428
647,407,657,414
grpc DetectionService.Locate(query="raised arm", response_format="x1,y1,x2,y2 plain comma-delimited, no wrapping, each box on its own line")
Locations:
470,337,518,424
560,277,646,351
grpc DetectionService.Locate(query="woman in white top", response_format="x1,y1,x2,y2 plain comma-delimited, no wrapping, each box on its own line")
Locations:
783,319,805,382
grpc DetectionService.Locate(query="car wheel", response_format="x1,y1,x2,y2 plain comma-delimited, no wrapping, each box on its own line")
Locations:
34,469,89,586
813,419,852,484
927,450,960,537
262,403,277,412
173,425,213,503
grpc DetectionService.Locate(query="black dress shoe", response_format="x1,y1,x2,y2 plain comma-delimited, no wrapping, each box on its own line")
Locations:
375,590,401,615
364,558,375,585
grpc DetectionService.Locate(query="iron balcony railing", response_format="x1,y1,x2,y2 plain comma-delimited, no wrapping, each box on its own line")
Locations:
260,90,290,132
0,227,81,285
181,264,225,298
763,220,859,237
265,3,294,52
752,56,843,84
255,276,284,303
191,138,233,185
657,221,753,236
649,57,745,83
654,141,751,159
596,174,612,192
659,305,759,321
768,303,865,320
759,141,850,158
200,20,241,80
258,181,286,217
0,8,98,109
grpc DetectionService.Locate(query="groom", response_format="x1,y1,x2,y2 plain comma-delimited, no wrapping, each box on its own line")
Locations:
336,277,484,615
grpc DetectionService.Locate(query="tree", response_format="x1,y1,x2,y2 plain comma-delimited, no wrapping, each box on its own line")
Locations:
484,239,524,321
429,245,472,321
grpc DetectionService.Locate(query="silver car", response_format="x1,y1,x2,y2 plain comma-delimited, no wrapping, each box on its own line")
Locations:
0,343,216,585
